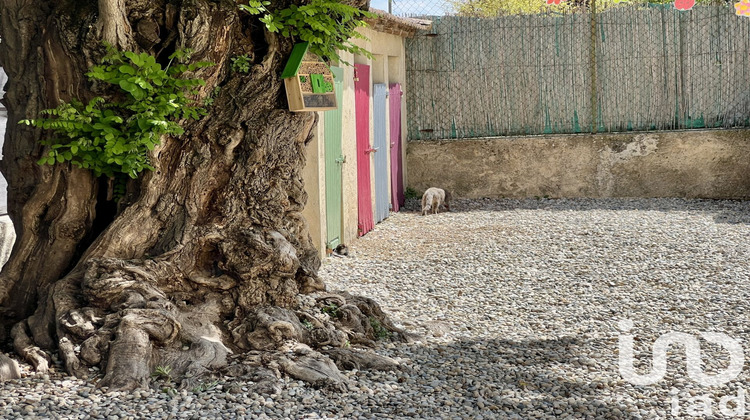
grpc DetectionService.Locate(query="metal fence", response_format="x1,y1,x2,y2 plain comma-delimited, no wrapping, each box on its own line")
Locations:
405,4,750,140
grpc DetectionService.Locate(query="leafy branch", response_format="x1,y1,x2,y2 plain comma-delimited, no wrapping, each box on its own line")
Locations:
240,0,374,64
21,46,214,179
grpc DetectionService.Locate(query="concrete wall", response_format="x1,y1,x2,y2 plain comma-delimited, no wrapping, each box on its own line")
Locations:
406,130,750,199
302,26,409,257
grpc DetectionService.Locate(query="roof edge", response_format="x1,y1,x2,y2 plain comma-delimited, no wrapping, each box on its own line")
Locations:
366,8,433,37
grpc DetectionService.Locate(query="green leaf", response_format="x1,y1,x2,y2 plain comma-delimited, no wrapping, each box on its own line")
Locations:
124,51,143,67
239,0,372,63
119,80,136,94
133,77,153,90
119,65,136,75
29,46,212,180
144,54,157,67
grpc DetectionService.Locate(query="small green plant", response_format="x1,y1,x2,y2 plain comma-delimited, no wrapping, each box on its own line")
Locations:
301,319,314,330
152,365,173,382
240,0,374,64
162,386,177,397
230,54,251,73
369,317,391,341
343,339,351,348
21,45,213,180
203,86,222,107
192,379,220,393
404,187,419,200
153,365,178,396
321,303,340,318
299,75,307,83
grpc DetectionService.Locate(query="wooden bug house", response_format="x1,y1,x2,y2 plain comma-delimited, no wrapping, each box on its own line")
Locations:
281,42,337,112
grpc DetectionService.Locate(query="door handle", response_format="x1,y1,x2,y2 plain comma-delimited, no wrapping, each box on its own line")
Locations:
365,148,378,154
335,156,346,164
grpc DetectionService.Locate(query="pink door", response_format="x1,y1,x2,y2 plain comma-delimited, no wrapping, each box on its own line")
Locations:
389,83,404,212
355,64,374,236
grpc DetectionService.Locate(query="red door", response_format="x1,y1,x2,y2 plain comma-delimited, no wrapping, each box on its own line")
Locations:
355,64,374,236
389,83,404,212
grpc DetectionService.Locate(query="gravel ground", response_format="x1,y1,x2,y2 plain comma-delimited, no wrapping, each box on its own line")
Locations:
2,197,750,419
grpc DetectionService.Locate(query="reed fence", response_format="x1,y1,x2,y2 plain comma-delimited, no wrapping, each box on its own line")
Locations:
405,5,750,140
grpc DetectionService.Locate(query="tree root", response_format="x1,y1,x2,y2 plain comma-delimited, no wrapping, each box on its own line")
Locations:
11,321,49,374
278,352,347,389
10,249,405,393
5,251,402,392
324,348,401,372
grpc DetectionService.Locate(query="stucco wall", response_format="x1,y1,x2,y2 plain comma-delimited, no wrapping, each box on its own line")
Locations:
406,130,750,199
301,121,326,257
302,25,408,257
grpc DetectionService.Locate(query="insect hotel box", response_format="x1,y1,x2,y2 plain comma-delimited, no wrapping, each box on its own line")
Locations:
281,42,338,112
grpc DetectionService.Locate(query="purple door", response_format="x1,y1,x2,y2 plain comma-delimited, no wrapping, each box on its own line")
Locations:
355,64,374,236
389,83,404,212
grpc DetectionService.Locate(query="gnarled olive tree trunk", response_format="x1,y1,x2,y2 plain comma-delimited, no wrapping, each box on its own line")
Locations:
0,0,400,390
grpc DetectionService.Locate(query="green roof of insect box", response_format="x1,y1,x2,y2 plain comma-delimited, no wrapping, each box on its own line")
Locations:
281,42,310,79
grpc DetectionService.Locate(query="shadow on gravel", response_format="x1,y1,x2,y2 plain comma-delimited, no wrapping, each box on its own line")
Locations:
366,335,628,419
403,197,750,225
712,208,750,225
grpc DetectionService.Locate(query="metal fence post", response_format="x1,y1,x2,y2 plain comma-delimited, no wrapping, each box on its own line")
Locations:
589,0,598,134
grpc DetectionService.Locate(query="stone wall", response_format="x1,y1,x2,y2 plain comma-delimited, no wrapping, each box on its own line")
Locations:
406,130,750,199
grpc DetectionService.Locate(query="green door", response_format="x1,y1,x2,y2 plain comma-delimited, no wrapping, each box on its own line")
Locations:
324,67,344,250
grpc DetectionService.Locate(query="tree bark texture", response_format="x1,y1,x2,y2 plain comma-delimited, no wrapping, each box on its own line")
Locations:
0,0,400,390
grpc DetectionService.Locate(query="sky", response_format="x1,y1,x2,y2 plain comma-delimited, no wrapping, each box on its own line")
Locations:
370,0,449,15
